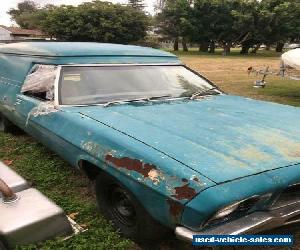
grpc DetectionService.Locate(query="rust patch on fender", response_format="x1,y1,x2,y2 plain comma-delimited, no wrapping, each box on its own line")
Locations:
167,199,184,220
105,154,157,178
172,184,197,200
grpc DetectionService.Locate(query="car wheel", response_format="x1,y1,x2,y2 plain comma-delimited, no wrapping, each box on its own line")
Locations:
95,172,171,244
0,114,22,134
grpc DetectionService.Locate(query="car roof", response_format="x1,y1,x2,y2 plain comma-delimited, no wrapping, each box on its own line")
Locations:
0,42,177,58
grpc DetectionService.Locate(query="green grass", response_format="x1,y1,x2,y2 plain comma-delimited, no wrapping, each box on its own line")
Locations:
252,78,300,107
0,134,133,250
177,50,300,107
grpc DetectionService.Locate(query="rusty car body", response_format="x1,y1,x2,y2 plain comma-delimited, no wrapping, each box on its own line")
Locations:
1,42,300,243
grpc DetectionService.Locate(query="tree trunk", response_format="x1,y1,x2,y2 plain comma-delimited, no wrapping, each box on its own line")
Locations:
265,44,271,51
251,44,261,53
276,42,284,52
209,41,215,53
222,44,231,55
199,42,209,52
182,37,188,52
240,44,250,54
173,37,179,51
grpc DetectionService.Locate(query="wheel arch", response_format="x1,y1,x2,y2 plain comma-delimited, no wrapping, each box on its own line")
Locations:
77,158,183,229
78,159,103,180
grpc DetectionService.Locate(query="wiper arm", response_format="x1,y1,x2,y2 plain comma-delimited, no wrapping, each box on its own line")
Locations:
146,94,172,101
103,94,172,107
103,100,127,107
190,87,219,100
103,97,146,107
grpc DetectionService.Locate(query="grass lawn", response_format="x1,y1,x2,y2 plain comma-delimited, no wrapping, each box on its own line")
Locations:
1,49,300,250
175,49,300,107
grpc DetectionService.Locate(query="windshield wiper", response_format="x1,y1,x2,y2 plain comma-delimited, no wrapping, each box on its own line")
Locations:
190,87,219,100
103,94,172,107
146,94,173,101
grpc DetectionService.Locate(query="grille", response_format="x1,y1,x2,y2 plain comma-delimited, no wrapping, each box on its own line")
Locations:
272,183,300,209
284,183,300,194
285,214,300,225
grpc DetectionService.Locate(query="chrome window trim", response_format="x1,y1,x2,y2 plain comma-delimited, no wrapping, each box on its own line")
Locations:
59,63,182,67
54,65,62,107
54,63,219,107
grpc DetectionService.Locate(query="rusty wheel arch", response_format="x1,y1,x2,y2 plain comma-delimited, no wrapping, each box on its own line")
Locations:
78,160,103,180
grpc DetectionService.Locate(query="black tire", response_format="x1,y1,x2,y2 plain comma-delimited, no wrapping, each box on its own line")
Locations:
95,172,171,244
0,114,22,134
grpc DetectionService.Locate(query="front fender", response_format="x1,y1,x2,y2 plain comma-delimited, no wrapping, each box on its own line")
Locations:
181,163,300,230
54,110,216,228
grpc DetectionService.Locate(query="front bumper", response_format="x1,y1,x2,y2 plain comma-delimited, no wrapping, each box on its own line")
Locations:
175,200,300,242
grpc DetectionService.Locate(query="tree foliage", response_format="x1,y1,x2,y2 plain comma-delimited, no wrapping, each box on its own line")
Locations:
7,0,39,29
156,0,192,50
8,0,149,44
128,0,146,11
157,0,300,53
7,0,300,53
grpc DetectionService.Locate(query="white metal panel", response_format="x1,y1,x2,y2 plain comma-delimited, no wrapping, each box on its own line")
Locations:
0,27,12,40
282,48,300,70
0,162,29,193
0,188,72,248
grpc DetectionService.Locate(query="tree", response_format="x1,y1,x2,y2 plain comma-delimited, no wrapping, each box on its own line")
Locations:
196,0,251,54
39,1,149,44
128,0,145,11
256,0,300,52
239,2,274,54
190,0,226,53
188,0,211,52
156,0,193,51
216,0,255,54
157,0,300,54
272,0,300,52
188,0,255,55
8,0,39,28
7,0,149,43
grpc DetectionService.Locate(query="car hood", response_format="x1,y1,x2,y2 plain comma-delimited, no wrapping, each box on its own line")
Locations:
75,95,300,183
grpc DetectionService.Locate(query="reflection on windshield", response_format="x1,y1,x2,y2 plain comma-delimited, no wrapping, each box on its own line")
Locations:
59,65,218,105
177,75,211,97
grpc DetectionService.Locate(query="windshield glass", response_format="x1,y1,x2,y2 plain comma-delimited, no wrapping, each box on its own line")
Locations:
59,65,216,105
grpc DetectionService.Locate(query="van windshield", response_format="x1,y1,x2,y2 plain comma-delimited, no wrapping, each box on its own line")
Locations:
59,65,217,105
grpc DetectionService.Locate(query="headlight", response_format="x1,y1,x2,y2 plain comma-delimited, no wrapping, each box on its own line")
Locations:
213,202,241,219
205,195,261,226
